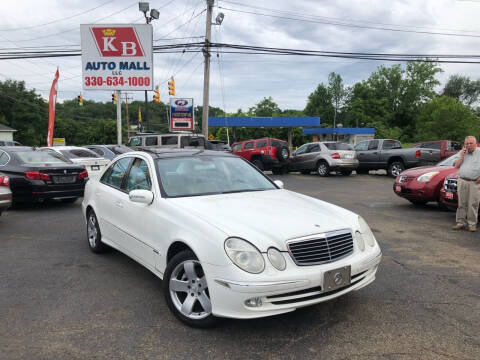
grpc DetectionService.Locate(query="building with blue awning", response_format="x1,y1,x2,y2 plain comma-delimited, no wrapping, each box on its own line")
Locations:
302,127,375,145
209,116,321,147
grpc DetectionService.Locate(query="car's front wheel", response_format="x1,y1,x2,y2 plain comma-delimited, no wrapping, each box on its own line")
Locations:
163,250,217,328
316,161,330,177
87,210,108,253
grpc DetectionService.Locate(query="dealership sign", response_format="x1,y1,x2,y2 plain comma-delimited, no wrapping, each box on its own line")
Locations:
80,24,153,91
170,98,194,131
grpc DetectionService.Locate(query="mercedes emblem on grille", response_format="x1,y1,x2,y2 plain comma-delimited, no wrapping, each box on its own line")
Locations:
64,170,67,174
334,272,343,285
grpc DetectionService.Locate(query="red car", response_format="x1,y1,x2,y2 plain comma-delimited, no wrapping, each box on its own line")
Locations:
393,153,460,207
231,137,290,174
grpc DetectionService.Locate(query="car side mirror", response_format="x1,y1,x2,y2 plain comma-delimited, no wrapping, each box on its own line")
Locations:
129,189,154,205
274,180,284,189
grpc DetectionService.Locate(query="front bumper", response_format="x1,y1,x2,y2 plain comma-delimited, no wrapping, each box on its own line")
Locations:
205,246,382,319
393,180,436,202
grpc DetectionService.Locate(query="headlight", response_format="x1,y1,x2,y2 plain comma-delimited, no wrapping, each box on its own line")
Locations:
267,247,286,271
224,237,265,274
354,231,365,251
417,171,439,182
358,216,376,247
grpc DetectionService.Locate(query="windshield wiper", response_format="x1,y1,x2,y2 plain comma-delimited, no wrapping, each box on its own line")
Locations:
220,188,269,194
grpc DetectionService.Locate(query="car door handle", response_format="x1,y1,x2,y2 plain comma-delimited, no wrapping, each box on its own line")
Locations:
95,191,101,197
114,200,123,208
372,152,377,154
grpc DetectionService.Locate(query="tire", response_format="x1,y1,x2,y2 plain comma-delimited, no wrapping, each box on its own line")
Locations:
388,161,405,177
339,169,353,176
86,210,108,254
272,165,288,175
276,146,290,163
251,159,264,171
61,197,78,203
163,250,217,328
356,168,369,174
316,161,330,177
408,199,427,206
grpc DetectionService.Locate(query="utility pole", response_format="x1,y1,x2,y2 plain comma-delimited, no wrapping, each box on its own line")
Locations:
116,90,122,145
201,0,214,138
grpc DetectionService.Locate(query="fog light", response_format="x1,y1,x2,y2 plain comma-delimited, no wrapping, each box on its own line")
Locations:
245,297,263,307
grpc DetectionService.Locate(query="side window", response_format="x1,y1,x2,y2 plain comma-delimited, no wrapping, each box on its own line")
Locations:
307,144,320,153
368,140,379,150
295,144,309,155
244,142,254,150
125,158,152,192
0,151,9,166
162,136,179,146
382,140,401,149
101,157,132,189
255,140,267,148
89,148,104,156
232,144,242,152
354,141,368,151
128,137,142,146
146,136,158,146
449,141,462,151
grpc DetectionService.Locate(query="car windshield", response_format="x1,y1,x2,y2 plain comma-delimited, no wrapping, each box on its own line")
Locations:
157,156,277,197
438,153,460,166
14,150,71,164
324,142,353,150
60,148,101,159
107,145,132,155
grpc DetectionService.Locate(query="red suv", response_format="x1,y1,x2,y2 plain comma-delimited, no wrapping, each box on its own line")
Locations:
231,138,290,174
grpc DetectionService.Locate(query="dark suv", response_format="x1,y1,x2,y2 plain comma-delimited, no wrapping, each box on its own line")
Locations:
231,138,290,174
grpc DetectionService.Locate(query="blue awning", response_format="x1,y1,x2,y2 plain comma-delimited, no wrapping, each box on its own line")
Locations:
302,127,375,135
209,116,320,127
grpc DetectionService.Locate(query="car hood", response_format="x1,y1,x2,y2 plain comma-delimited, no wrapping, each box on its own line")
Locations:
400,165,454,177
168,189,358,251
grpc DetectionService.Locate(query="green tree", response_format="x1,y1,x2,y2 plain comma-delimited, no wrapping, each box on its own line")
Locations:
304,83,334,126
328,72,348,130
442,74,480,106
415,96,479,141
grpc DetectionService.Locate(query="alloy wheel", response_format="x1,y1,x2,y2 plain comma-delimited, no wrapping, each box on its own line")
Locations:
169,260,211,320
87,214,98,248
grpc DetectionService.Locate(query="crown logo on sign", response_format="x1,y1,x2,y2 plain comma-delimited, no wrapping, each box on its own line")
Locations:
102,28,116,36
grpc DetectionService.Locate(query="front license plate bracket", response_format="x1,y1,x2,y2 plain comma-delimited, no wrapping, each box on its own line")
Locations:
323,266,351,292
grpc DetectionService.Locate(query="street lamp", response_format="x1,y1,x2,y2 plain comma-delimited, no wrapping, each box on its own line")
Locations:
138,2,159,131
214,12,225,25
139,2,159,24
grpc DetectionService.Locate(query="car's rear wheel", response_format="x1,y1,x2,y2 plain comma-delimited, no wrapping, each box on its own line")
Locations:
388,161,405,177
316,161,330,177
251,159,264,171
87,210,108,253
163,250,217,328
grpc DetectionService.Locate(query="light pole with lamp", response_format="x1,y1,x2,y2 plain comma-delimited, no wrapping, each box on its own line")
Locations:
138,2,159,132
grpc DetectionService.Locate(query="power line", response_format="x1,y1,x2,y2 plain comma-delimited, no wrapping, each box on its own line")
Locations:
220,0,480,35
0,0,115,32
219,6,480,39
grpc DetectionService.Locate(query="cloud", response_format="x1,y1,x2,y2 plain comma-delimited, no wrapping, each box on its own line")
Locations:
0,0,479,112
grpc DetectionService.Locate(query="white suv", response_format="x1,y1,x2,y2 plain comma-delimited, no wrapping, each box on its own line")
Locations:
126,133,206,149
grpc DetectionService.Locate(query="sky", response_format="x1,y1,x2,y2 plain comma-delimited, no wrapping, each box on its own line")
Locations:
0,0,479,113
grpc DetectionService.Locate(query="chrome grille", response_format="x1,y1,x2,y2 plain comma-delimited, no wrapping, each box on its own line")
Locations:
287,230,354,266
444,178,457,193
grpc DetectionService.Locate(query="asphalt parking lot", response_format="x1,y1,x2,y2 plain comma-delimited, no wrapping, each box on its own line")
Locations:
1,172,479,360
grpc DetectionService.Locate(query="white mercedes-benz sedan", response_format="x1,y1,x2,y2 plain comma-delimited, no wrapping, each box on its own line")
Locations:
82,149,382,327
